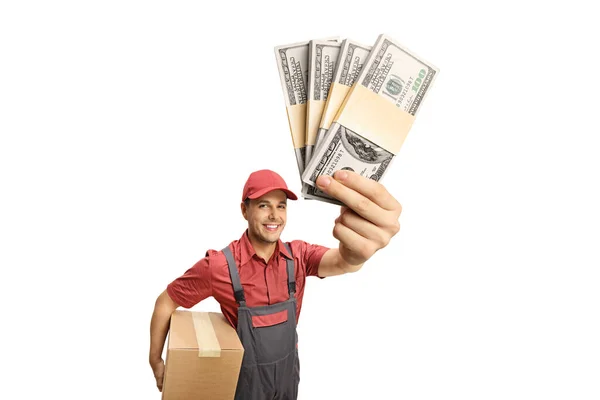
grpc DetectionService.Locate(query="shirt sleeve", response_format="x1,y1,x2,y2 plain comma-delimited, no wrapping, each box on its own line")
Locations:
166,256,213,308
303,242,330,278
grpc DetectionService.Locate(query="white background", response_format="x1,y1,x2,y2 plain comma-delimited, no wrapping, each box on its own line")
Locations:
1,1,599,399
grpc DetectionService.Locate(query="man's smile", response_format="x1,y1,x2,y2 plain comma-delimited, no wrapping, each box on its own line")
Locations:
263,224,280,232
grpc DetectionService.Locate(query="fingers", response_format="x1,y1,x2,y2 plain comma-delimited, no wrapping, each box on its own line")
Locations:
318,170,401,213
337,209,393,249
153,362,165,392
332,221,374,263
318,173,397,227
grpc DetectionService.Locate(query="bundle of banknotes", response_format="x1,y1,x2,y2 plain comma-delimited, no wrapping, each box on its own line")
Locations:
274,33,439,206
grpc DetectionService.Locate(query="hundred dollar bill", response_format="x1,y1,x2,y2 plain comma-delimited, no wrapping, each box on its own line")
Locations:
302,33,439,202
305,40,341,169
313,39,371,156
274,40,311,182
355,33,438,117
303,124,395,206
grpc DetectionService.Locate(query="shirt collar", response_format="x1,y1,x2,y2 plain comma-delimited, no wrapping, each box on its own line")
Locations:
238,230,292,267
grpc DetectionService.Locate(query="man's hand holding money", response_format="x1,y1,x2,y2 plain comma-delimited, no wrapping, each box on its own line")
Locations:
317,170,402,268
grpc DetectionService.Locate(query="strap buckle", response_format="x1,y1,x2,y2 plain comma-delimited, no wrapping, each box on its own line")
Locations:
288,281,296,295
234,289,246,303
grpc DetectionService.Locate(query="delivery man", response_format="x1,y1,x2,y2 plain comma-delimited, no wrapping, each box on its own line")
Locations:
149,168,402,399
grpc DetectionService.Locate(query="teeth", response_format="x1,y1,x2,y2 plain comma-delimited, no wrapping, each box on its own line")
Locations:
266,225,278,229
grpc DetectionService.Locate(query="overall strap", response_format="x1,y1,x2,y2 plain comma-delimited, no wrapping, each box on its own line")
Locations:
222,245,246,307
283,243,296,298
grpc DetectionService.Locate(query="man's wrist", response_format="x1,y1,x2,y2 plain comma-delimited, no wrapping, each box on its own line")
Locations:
340,262,364,273
338,250,364,273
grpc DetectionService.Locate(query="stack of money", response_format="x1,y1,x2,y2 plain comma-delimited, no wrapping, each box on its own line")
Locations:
275,33,439,205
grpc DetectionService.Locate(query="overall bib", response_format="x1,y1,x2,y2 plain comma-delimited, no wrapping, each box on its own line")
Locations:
223,244,300,400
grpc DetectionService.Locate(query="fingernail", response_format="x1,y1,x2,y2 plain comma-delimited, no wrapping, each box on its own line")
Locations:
317,175,331,188
335,170,348,180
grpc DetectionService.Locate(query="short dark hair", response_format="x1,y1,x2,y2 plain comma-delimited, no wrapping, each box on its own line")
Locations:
244,198,250,207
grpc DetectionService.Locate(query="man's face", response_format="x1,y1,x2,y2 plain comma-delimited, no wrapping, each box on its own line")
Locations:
241,190,287,245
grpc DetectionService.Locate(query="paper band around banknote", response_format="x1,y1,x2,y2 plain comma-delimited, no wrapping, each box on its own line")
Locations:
319,82,351,131
306,99,326,146
285,103,307,149
191,312,222,357
335,83,416,154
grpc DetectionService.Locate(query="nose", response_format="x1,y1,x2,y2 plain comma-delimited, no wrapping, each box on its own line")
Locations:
268,208,281,221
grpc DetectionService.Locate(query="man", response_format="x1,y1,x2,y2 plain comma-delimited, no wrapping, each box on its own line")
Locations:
149,168,402,399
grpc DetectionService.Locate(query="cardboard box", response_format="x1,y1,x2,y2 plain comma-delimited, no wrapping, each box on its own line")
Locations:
162,310,244,400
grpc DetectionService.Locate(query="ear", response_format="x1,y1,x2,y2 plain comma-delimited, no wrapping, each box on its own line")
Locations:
240,201,248,221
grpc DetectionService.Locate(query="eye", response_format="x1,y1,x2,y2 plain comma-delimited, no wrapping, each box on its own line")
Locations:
278,205,286,209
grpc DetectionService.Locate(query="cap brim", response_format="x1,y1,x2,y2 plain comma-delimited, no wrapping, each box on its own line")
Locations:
247,186,298,201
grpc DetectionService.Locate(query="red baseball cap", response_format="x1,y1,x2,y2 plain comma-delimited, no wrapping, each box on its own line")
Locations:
242,169,298,201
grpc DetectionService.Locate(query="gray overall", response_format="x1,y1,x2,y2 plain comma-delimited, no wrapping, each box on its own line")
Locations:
223,244,300,400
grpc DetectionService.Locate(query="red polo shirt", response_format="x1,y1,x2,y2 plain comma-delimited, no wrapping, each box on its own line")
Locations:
166,230,330,329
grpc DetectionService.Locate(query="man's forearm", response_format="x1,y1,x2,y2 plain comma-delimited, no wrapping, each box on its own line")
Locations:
149,294,176,364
